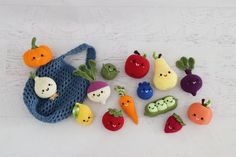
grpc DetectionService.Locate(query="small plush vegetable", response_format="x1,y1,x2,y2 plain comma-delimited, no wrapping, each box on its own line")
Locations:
125,50,150,78
164,113,185,133
23,37,53,68
176,57,202,96
101,63,119,80
30,73,58,100
72,103,94,125
187,99,213,125
144,96,177,117
137,81,153,100
74,60,111,104
114,86,138,124
153,52,178,90
102,108,124,131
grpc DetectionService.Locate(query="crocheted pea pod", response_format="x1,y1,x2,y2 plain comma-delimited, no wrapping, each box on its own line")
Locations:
144,96,177,117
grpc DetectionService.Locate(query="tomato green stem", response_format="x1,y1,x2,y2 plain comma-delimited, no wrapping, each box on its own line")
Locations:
31,37,38,49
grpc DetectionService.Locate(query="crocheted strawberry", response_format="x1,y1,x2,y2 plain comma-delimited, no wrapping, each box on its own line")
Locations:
125,50,150,78
102,108,124,131
164,113,185,133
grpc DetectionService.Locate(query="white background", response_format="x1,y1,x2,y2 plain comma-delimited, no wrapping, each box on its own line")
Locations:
0,0,235,157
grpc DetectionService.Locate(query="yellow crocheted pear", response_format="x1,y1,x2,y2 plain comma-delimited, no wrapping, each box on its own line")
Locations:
72,103,94,126
153,53,178,90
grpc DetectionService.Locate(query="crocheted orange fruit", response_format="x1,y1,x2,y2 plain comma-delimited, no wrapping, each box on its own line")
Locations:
23,37,53,68
187,99,213,125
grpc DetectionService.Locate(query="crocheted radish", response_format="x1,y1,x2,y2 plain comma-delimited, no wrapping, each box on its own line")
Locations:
187,99,213,125
30,72,58,100
74,60,111,104
102,108,124,131
72,103,94,126
176,57,202,96
164,113,185,133
114,86,138,124
125,50,150,78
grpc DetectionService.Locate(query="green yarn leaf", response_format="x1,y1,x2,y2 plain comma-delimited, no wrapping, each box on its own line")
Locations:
30,72,36,79
181,57,188,67
73,59,97,81
153,52,162,60
173,113,185,126
176,60,186,71
188,57,195,70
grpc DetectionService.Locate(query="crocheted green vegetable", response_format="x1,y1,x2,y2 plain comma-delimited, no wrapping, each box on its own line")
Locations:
144,96,177,117
101,63,119,80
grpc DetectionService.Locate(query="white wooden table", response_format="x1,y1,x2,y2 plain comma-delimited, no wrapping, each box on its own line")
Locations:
0,0,236,156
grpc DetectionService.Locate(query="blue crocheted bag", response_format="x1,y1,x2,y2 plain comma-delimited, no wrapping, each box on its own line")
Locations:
23,43,96,123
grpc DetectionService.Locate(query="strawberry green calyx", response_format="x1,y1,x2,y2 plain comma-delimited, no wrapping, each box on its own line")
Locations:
173,113,185,126
114,86,126,96
108,108,123,117
153,52,162,60
143,53,147,58
31,37,38,49
202,99,211,107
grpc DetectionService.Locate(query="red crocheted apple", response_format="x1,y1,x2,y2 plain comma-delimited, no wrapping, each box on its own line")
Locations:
164,113,185,133
102,108,124,131
125,50,150,78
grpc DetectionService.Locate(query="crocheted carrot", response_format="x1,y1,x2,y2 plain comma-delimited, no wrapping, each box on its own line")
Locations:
114,86,138,124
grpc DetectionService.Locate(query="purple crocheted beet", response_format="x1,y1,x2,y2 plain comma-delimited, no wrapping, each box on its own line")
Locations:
180,70,202,96
87,81,109,93
176,57,203,96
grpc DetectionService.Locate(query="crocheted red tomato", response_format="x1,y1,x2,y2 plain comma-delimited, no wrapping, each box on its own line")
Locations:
125,51,150,78
102,108,124,131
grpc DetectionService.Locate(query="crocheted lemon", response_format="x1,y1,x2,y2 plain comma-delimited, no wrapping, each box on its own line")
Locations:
153,53,178,90
73,103,94,125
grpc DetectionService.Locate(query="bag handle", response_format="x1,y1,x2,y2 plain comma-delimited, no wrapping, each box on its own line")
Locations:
62,43,96,65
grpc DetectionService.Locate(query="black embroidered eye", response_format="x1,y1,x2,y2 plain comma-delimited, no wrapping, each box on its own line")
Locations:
193,114,196,116
141,63,144,66
201,117,204,120
83,120,86,122
109,121,113,124
48,84,52,86
118,123,121,125
42,90,44,92
41,54,44,57
93,94,95,96
127,100,130,103
101,91,104,93
160,74,162,76
88,116,91,119
168,71,171,74
32,57,36,60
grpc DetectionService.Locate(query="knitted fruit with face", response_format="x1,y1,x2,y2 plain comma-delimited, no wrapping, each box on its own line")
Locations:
31,73,58,100
74,60,111,104
144,96,177,117
137,81,153,100
114,86,138,124
188,99,213,125
23,37,53,68
164,113,185,133
72,103,94,125
125,50,150,78
176,57,202,96
101,63,119,80
153,52,178,90
102,108,124,131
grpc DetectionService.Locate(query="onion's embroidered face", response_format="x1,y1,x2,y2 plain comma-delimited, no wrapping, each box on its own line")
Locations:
34,76,57,99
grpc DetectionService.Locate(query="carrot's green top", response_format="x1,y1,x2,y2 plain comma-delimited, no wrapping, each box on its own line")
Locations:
114,86,127,96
